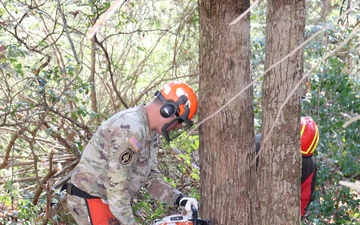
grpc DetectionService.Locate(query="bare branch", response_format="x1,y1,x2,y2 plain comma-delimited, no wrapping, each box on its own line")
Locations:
55,0,80,64
342,114,360,128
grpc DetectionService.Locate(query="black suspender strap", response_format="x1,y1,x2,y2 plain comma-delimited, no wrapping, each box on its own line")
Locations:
61,183,98,199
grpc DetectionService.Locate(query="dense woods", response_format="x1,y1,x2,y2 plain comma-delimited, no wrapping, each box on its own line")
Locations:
0,0,359,224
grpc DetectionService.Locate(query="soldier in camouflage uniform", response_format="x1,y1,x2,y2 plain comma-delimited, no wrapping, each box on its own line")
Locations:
63,82,199,225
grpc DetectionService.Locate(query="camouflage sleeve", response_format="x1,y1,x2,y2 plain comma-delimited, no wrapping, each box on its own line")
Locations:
107,142,138,225
145,163,182,206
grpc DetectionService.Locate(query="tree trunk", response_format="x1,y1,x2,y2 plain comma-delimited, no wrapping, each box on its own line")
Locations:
258,0,306,224
198,0,256,224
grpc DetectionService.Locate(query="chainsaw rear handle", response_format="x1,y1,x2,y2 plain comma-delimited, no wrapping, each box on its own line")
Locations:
191,205,198,225
191,206,211,225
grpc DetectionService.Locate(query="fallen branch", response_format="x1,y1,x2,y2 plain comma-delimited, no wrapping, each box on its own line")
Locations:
342,114,360,128
339,180,360,193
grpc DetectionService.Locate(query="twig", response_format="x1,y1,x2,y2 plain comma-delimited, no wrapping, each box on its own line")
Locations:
55,0,80,64
33,150,57,205
52,166,77,189
229,0,262,25
0,127,27,170
86,0,126,39
342,114,360,128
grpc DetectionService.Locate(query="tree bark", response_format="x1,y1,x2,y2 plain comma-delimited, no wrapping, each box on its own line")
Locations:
198,0,256,224
258,0,306,224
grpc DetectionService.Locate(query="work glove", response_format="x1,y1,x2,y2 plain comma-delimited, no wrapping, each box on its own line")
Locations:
178,196,199,212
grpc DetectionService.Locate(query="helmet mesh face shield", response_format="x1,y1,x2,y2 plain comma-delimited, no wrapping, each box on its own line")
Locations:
161,104,193,142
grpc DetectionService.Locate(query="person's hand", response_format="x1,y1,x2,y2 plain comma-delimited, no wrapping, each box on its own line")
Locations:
179,197,199,212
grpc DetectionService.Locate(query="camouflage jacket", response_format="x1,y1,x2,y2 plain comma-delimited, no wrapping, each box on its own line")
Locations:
70,104,182,225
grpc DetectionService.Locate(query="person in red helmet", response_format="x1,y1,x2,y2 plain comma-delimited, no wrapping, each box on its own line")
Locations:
299,116,319,217
62,81,199,225
255,116,319,218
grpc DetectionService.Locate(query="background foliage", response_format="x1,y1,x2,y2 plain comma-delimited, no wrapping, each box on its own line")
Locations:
0,0,359,224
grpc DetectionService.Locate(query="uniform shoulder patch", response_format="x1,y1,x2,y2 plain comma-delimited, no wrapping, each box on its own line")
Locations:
129,136,141,152
119,148,134,165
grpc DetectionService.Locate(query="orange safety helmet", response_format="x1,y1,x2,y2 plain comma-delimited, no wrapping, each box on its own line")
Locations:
158,81,198,120
300,116,319,156
155,81,198,141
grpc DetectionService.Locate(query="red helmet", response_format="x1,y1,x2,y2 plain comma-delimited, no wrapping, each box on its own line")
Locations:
300,116,319,156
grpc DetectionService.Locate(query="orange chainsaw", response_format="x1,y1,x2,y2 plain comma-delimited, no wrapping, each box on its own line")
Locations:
153,205,211,225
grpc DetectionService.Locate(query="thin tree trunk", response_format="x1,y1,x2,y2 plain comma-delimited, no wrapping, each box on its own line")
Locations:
258,0,306,224
199,0,256,224
90,38,99,124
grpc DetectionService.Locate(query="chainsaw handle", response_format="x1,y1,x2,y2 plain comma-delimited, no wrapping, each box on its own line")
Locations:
191,205,198,225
